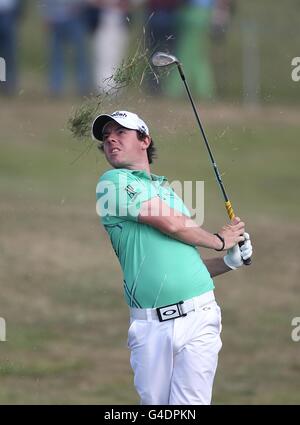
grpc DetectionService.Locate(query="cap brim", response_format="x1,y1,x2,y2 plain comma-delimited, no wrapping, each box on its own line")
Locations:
92,115,114,141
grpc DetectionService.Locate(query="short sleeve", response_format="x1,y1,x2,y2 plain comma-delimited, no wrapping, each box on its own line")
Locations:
96,169,157,224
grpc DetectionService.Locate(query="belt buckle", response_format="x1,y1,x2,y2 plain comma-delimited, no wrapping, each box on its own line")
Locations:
156,301,187,322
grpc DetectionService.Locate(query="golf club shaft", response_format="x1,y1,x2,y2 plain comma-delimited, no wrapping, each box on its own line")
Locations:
177,64,251,265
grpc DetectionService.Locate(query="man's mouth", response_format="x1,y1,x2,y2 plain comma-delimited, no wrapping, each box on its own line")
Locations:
110,148,121,154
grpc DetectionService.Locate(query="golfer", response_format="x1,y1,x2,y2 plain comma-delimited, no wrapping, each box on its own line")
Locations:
92,110,252,405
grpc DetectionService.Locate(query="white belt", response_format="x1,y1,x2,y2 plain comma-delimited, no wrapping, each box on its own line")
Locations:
129,291,215,322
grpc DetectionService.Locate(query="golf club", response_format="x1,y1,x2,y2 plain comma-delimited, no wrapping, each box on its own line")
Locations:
151,52,251,265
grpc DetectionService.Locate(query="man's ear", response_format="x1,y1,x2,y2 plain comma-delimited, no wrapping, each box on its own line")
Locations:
141,135,151,150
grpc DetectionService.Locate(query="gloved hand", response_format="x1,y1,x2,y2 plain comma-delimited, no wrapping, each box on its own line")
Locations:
224,232,252,270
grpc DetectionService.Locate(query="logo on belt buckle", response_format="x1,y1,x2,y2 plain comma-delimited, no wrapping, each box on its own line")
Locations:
156,301,187,322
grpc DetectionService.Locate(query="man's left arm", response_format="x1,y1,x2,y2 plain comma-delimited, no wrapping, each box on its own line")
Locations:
203,257,232,278
204,233,253,278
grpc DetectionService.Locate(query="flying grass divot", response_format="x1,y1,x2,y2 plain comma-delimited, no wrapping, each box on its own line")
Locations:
67,37,162,144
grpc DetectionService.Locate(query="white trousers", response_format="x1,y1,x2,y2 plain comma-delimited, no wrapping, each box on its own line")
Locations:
128,296,222,405
93,10,129,94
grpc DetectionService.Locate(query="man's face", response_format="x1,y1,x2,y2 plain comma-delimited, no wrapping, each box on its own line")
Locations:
102,120,147,169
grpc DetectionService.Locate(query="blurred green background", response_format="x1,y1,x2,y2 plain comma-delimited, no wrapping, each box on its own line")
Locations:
0,0,299,404
18,0,300,103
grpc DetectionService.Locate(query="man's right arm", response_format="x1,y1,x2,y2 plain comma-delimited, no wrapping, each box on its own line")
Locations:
138,197,245,251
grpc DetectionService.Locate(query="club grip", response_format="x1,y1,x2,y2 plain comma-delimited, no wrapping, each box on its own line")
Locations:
225,200,235,221
225,200,252,265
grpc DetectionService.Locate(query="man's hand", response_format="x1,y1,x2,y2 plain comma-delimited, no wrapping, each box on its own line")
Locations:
224,232,253,270
216,217,245,250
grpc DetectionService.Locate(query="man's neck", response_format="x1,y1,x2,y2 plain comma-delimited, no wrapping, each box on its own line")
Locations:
126,162,151,176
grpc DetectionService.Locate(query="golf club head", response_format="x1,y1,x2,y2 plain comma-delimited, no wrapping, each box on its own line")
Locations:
151,52,179,68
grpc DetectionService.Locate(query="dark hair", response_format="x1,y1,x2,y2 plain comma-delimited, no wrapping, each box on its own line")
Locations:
97,130,157,164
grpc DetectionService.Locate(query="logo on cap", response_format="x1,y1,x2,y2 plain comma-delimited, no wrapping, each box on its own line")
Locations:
138,125,147,134
111,112,127,118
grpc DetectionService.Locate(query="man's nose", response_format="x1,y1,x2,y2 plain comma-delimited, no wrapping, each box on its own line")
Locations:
106,133,118,144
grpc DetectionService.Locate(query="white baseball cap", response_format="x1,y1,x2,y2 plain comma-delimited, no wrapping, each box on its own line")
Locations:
92,110,150,141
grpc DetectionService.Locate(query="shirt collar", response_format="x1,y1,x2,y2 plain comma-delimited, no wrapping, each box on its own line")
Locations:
131,169,167,184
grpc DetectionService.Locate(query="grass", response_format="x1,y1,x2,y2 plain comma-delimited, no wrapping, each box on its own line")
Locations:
0,93,300,404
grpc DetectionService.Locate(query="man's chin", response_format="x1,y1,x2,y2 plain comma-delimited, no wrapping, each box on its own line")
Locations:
109,160,127,169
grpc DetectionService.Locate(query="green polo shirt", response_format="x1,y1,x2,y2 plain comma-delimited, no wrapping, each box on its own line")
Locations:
96,168,214,308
